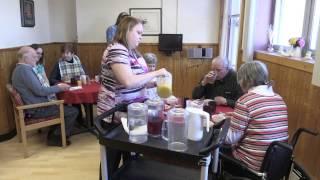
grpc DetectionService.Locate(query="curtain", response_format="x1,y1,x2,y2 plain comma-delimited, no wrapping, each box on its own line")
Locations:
311,23,320,86
241,0,257,62
219,0,230,58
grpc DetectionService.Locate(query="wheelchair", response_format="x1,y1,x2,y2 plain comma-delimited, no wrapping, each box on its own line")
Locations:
219,128,318,180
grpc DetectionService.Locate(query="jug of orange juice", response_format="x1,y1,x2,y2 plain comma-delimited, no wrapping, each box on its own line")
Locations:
157,74,172,98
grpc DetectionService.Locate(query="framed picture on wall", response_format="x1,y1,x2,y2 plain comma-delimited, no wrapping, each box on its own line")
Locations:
20,0,35,27
129,8,162,36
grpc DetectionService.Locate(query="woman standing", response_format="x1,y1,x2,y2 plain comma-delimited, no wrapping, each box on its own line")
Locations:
98,16,169,123
97,16,169,178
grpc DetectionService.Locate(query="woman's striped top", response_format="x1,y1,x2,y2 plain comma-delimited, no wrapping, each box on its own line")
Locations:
230,90,288,171
97,43,148,123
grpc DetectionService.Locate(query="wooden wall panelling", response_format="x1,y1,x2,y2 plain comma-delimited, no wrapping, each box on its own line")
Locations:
77,43,218,98
259,60,320,179
0,48,18,135
77,43,106,77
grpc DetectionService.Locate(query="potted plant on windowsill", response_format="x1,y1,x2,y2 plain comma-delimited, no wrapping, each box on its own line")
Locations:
288,37,305,58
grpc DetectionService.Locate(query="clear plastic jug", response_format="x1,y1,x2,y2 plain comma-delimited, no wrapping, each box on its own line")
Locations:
145,98,164,137
128,103,148,144
167,108,188,152
157,74,172,98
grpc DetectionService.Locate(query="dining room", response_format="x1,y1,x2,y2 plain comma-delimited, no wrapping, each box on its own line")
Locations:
0,0,320,179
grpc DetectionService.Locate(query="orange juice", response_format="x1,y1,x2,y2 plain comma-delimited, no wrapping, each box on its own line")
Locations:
157,85,172,98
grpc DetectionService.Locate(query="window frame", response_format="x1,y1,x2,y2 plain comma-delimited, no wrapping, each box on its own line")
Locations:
272,0,319,54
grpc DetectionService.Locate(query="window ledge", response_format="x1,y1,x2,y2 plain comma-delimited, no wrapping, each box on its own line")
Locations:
254,50,315,73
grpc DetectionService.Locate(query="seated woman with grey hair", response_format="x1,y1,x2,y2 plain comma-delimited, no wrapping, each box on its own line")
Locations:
143,52,159,99
220,61,289,176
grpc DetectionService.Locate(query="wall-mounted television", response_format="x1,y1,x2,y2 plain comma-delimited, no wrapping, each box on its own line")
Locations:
158,34,183,54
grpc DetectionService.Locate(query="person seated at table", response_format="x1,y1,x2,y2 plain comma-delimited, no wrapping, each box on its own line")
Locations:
30,44,50,85
12,46,78,146
97,16,170,178
192,56,242,108
220,61,288,176
106,12,129,44
143,52,159,99
49,43,86,85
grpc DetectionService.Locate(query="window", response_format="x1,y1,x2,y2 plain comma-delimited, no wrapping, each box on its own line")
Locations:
273,0,320,50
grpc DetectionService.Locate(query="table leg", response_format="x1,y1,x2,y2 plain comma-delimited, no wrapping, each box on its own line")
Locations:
100,145,109,180
200,155,211,180
84,103,93,127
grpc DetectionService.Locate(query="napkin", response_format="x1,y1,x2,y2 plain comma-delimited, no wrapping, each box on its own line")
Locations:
120,117,147,135
69,86,82,91
121,117,129,134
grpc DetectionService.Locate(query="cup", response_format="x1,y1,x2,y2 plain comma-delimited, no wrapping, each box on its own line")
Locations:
167,108,188,152
203,100,216,118
80,75,87,85
62,76,71,83
95,75,100,83
70,77,77,86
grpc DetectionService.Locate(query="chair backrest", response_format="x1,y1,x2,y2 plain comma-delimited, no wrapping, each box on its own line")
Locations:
260,141,293,180
6,84,24,107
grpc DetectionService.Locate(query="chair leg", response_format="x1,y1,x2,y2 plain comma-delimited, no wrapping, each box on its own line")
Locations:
18,110,28,158
21,128,28,158
60,105,66,147
14,111,22,142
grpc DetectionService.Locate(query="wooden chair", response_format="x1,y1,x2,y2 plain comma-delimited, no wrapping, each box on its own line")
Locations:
6,84,66,158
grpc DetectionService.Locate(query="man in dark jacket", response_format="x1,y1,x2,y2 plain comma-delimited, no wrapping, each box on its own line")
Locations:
192,56,243,108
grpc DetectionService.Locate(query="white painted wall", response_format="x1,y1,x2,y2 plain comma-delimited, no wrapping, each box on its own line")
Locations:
76,0,220,43
48,0,77,42
0,0,51,48
177,0,220,43
0,0,219,49
0,0,77,49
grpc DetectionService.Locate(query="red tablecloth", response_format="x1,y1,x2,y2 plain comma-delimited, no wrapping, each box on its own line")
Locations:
57,82,100,104
215,105,234,114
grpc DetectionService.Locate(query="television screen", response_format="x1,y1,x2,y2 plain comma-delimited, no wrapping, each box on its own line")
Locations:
159,34,183,52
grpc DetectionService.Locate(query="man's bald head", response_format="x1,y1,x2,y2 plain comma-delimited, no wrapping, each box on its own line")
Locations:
211,56,229,80
17,46,37,66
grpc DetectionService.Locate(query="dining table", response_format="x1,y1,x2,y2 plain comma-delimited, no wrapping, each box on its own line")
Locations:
57,81,100,134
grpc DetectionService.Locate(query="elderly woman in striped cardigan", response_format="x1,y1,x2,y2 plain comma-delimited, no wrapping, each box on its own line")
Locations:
221,61,288,175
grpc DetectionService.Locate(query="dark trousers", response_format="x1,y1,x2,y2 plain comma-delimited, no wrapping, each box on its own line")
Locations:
31,105,78,138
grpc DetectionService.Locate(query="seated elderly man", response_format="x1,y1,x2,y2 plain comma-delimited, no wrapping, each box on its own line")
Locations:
192,56,242,108
12,46,78,146
49,43,86,85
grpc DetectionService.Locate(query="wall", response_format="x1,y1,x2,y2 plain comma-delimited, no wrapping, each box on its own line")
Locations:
0,0,77,49
75,0,220,43
0,0,51,48
48,0,77,42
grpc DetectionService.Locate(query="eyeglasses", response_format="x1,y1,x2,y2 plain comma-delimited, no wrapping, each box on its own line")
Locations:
36,52,43,56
